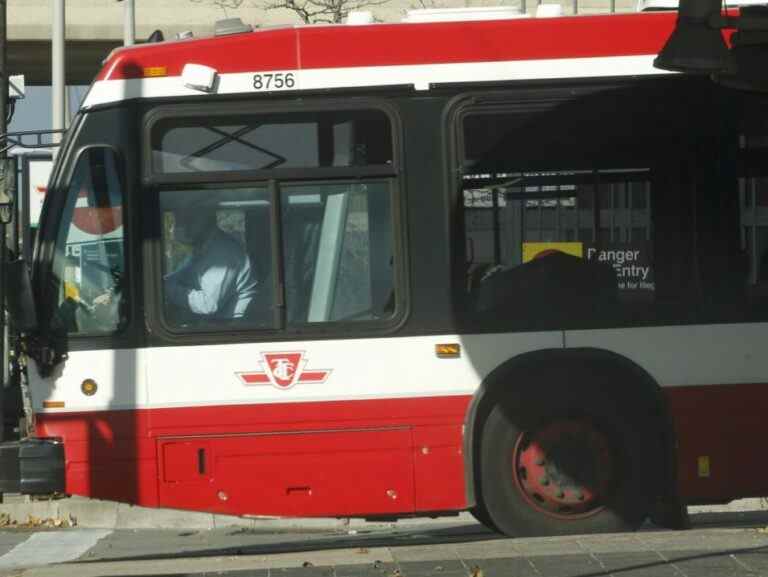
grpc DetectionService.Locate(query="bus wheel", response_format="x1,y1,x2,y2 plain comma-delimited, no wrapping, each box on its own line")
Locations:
479,394,660,537
469,503,498,532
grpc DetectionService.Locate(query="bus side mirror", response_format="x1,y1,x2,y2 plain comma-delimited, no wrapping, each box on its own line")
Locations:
6,259,38,332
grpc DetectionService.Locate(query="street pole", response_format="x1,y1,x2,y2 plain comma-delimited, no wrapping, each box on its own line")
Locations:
52,0,66,157
124,0,136,46
0,0,7,447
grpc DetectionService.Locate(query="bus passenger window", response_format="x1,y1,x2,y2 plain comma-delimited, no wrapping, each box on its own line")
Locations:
281,182,394,325
151,107,398,333
160,187,273,330
457,80,768,329
458,87,661,330
50,148,126,335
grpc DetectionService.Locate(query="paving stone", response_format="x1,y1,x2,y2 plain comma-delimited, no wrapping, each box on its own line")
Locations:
515,539,585,557
577,534,652,554
596,551,679,577
398,560,468,577
639,530,768,555
451,538,522,560
462,557,540,577
526,553,604,577
390,543,464,562
270,566,334,577
334,561,399,577
664,547,759,571
706,549,768,575
203,571,270,577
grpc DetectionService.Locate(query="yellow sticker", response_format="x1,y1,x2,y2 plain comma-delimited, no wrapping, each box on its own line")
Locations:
64,281,80,301
522,242,583,263
697,455,711,478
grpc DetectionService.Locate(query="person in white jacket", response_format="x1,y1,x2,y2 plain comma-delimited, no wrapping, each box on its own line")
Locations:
165,208,258,325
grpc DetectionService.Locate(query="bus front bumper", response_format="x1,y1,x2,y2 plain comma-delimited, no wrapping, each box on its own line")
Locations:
0,438,65,494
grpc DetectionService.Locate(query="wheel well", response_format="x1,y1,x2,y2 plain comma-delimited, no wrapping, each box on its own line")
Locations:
463,347,678,512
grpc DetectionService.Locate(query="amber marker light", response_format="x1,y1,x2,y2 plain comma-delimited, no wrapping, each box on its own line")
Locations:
143,66,168,77
81,379,98,396
435,343,461,358
43,401,65,409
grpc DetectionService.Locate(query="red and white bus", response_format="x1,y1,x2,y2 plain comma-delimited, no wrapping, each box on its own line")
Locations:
5,6,768,537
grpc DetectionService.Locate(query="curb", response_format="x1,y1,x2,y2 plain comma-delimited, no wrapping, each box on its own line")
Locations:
0,495,476,531
0,495,764,531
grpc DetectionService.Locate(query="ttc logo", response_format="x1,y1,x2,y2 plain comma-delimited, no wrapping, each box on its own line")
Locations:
237,352,332,390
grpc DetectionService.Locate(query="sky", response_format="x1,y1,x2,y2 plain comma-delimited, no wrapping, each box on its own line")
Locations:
9,85,90,134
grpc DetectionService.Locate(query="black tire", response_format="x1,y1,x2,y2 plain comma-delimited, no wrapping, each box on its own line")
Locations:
469,503,498,532
479,372,664,537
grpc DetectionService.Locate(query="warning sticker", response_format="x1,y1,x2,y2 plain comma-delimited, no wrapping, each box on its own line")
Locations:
522,242,583,263
584,242,655,294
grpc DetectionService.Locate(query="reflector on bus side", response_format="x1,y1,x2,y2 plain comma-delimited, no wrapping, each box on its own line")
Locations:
42,401,65,409
436,343,461,358
143,66,168,78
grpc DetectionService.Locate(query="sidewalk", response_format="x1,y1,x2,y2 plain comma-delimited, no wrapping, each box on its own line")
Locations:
0,494,765,531
13,518,768,577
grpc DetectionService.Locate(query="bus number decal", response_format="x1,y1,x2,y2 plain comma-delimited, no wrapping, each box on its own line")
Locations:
253,72,296,91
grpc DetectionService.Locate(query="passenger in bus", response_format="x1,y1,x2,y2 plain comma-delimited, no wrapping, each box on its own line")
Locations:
164,208,258,324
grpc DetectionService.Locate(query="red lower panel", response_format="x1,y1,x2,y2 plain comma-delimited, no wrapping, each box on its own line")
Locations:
666,383,768,504
35,396,471,517
158,429,416,516
36,384,767,515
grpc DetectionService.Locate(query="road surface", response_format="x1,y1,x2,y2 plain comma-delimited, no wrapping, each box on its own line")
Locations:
0,508,765,576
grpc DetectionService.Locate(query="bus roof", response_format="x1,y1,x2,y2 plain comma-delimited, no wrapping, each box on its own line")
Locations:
86,12,679,109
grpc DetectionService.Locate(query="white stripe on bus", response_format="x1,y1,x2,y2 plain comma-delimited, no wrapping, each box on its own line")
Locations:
27,324,768,413
82,54,672,108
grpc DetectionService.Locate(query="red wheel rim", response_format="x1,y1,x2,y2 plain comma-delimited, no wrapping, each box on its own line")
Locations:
511,419,616,519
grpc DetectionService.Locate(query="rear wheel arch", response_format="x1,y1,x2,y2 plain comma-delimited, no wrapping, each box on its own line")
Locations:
462,347,678,531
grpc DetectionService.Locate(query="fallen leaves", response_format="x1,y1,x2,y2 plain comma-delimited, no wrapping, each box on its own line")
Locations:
0,512,77,528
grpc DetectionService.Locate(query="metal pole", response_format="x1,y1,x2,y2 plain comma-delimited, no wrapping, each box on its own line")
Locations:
52,0,65,156
0,0,7,446
123,0,135,47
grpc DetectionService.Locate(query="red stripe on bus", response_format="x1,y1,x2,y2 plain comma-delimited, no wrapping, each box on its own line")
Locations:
35,395,472,516
97,13,677,81
32,382,768,517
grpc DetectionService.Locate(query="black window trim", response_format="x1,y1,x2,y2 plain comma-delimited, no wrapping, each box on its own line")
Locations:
142,99,400,186
142,98,407,346
145,176,407,346
445,83,638,280
37,143,134,340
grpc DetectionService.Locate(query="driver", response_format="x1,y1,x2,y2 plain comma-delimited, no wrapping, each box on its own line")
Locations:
164,207,258,323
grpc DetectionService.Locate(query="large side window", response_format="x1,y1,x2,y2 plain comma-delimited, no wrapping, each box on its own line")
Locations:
457,78,768,330
50,148,127,335
151,106,399,334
